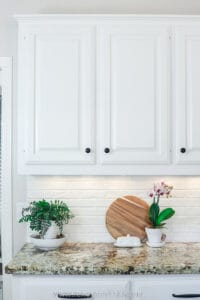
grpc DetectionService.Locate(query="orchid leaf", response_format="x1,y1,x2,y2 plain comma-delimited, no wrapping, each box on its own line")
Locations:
149,203,160,226
156,208,175,226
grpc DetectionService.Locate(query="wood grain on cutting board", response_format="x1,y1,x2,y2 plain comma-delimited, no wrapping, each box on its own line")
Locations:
106,195,152,240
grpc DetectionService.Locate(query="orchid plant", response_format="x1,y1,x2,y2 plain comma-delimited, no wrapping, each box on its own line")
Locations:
148,182,175,228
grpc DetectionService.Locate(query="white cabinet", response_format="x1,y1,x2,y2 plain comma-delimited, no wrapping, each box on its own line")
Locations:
18,23,96,170
12,274,200,300
12,276,130,300
16,15,200,175
133,275,200,300
99,24,170,165
175,25,200,164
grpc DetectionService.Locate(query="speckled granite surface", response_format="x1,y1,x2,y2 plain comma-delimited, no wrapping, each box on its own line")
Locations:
5,242,200,275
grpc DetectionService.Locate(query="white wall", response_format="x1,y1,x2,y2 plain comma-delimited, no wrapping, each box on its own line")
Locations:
22,176,200,243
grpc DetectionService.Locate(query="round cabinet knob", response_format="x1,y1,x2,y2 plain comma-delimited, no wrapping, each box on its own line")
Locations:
180,148,186,153
85,148,91,153
104,148,110,153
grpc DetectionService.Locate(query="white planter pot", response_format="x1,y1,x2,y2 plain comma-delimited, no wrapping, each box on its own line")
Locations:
44,222,59,239
145,227,166,244
31,234,66,251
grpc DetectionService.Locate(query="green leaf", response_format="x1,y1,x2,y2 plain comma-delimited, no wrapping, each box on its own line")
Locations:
18,199,74,237
156,208,175,226
149,203,160,226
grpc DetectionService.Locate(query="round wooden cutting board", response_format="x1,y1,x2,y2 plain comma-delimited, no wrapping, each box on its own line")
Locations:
106,195,152,240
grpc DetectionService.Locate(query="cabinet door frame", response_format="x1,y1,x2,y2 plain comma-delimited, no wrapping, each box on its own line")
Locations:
174,25,200,164
97,23,171,165
133,275,200,300
12,275,130,300
18,23,96,172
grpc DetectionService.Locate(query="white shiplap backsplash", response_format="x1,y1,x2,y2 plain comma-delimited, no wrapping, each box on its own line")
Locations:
24,176,200,242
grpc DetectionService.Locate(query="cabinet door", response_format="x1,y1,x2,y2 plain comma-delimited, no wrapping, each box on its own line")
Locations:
12,276,130,300
133,277,200,300
175,26,200,164
18,24,95,169
99,24,170,165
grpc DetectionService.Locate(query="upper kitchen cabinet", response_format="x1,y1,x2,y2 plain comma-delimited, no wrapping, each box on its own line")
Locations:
17,19,96,173
98,24,170,165
16,15,200,175
174,25,200,165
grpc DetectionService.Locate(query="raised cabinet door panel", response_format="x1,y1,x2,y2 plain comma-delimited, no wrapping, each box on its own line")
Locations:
133,277,200,300
175,26,200,164
12,276,130,300
99,24,170,165
19,25,95,165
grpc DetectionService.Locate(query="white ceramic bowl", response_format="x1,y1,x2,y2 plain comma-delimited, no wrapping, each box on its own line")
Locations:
30,234,66,251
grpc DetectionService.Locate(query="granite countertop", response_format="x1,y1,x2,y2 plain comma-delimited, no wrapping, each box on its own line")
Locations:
5,242,200,275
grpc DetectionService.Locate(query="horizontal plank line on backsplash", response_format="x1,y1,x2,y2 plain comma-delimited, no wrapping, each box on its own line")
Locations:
69,217,106,225
69,207,200,217
27,187,200,192
65,224,200,233
24,197,200,207
66,216,200,225
23,199,114,207
165,234,200,242
69,207,107,216
60,235,114,243
28,176,200,190
64,232,200,243
65,225,107,233
27,190,200,199
165,226,200,233
27,185,200,191
27,233,114,244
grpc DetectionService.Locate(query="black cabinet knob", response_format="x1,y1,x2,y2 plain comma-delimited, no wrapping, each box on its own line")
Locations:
104,148,110,153
85,148,91,153
180,148,186,153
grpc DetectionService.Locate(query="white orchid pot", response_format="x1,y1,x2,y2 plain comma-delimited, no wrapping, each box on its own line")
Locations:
44,221,59,239
145,227,166,244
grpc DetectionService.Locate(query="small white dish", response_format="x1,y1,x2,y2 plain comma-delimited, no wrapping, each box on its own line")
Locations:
146,241,165,248
115,235,141,248
30,234,66,251
114,242,142,248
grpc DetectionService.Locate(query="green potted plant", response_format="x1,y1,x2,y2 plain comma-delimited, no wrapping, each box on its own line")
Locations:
145,182,175,247
19,199,74,250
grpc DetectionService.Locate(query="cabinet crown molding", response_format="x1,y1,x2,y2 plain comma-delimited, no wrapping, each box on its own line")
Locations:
14,14,200,23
